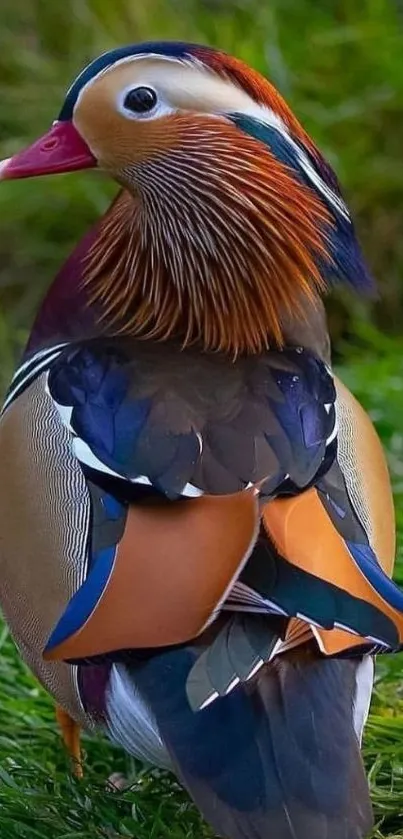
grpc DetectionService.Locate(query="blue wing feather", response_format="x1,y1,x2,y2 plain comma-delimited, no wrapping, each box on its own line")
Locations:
46,342,336,498
45,484,127,655
45,545,116,654
348,542,403,613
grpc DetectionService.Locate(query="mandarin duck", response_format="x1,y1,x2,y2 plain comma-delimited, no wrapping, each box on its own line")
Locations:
0,41,402,839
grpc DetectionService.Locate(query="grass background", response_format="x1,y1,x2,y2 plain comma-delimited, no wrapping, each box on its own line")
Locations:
1,1,403,836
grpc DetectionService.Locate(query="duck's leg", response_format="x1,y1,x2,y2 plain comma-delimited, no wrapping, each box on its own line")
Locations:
55,705,83,778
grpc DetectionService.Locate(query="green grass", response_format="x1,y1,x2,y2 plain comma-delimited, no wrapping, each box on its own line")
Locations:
0,626,210,839
1,337,403,837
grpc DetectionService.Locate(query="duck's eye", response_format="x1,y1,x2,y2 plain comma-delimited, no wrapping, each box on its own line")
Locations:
123,87,158,115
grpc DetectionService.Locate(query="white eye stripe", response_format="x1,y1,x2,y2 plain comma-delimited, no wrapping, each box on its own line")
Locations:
69,54,176,97
72,53,186,113
232,103,350,222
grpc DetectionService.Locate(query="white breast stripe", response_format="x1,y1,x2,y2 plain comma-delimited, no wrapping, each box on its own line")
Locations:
1,344,67,415
10,342,67,381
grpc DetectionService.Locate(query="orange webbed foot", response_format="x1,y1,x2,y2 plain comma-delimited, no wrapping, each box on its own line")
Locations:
56,705,83,778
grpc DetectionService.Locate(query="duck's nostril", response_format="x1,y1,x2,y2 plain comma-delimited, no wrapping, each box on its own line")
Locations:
41,138,60,151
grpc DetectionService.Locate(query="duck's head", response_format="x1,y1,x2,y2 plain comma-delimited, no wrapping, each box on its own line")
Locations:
0,41,373,353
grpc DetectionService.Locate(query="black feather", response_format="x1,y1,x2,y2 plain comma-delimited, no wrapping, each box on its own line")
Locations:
128,645,373,839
